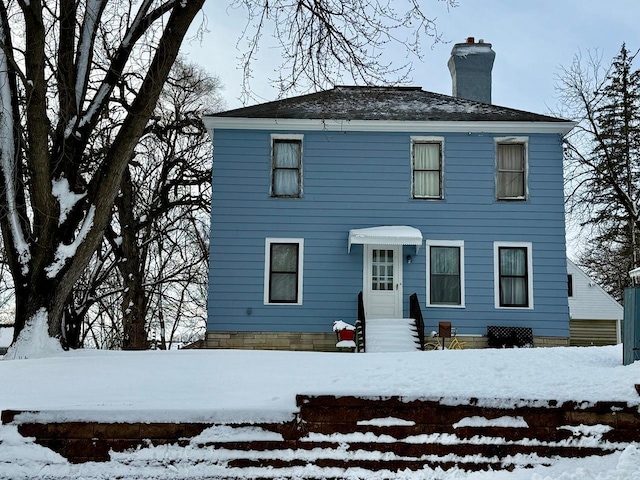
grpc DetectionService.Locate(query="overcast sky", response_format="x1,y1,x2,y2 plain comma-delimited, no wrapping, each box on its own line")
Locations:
183,0,640,116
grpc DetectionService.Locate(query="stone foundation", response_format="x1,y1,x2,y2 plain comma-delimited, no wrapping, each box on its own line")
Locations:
205,331,569,352
206,331,339,352
533,336,570,347
450,335,569,349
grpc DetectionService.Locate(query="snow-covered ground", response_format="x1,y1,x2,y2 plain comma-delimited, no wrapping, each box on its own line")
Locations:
1,344,639,479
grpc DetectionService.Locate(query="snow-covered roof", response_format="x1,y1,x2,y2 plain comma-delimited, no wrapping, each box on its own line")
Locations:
629,266,640,283
348,226,422,253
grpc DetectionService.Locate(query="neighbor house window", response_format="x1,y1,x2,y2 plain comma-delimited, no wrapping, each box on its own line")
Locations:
412,138,443,199
426,240,464,307
264,238,304,305
271,135,302,197
496,139,527,200
494,242,533,308
568,274,573,297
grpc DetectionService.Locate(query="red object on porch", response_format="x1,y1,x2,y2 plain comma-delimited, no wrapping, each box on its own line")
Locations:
338,329,355,341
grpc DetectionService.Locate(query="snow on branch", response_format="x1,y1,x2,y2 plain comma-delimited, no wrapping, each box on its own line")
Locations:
75,0,105,110
78,0,177,130
45,205,96,278
52,177,87,225
0,21,30,275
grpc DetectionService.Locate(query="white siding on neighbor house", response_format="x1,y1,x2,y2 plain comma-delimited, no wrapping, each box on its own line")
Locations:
567,259,623,321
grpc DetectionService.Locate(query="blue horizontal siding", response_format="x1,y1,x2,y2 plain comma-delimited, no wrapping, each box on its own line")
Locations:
208,129,569,337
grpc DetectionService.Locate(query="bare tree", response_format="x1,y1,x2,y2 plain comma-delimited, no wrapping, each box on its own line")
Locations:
556,44,640,300
61,59,220,350
234,0,457,103
1,0,455,351
0,0,206,350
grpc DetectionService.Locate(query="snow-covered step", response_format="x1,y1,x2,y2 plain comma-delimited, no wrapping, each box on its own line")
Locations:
365,317,421,352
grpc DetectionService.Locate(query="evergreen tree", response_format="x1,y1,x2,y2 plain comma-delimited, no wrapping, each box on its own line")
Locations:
560,44,640,298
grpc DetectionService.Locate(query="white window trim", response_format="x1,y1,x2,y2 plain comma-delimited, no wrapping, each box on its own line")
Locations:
425,239,465,308
264,238,304,305
411,136,444,200
270,134,304,197
495,136,528,201
568,274,574,298
493,241,534,310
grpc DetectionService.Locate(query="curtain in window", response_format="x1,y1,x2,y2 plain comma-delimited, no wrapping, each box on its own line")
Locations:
499,247,527,306
414,143,440,198
273,141,300,196
270,243,298,302
430,246,460,304
497,144,525,198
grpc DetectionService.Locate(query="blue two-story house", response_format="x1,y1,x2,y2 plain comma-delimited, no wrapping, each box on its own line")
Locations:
203,39,575,351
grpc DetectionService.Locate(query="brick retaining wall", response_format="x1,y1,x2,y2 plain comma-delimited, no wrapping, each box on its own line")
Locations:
3,395,638,468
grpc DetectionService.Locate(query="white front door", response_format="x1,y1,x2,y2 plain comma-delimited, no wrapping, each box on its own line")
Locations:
363,245,403,318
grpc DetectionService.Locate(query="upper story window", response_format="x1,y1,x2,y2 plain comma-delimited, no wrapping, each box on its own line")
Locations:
496,138,527,200
412,138,443,199
494,242,533,309
264,238,304,305
271,135,302,197
568,274,573,297
426,240,465,307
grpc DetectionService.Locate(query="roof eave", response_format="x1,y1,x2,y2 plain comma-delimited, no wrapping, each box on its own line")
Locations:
202,117,576,135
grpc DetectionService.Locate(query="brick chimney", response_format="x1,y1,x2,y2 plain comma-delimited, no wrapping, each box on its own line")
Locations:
447,37,495,104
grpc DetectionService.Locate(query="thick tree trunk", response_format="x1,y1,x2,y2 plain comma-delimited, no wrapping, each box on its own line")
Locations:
12,278,69,344
118,167,149,350
1,0,205,352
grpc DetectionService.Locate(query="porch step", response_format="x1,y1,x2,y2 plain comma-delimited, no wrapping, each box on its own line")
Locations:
365,317,421,352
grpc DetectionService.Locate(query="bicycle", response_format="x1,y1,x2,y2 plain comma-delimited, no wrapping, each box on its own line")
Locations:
447,327,466,349
424,328,466,350
424,331,442,350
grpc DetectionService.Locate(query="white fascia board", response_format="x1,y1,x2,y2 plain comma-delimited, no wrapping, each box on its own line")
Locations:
203,116,576,136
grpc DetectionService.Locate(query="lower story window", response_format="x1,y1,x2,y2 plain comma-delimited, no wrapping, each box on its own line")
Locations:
494,242,533,308
426,240,464,307
264,238,304,304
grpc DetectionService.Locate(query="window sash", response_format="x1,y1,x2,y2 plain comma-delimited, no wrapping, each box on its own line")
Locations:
497,143,525,199
413,142,442,198
499,247,528,307
371,249,394,291
430,246,461,305
269,243,299,303
272,140,301,197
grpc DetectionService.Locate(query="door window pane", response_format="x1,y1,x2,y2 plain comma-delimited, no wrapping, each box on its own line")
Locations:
372,249,394,291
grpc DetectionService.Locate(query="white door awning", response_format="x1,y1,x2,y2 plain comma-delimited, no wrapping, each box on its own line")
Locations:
348,226,423,253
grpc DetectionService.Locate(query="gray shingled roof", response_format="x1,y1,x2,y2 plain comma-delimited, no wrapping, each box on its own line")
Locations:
208,86,567,123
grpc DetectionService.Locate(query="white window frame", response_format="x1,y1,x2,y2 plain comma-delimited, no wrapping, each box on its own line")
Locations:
271,133,304,198
411,136,444,200
264,238,304,305
425,239,465,308
493,241,534,309
495,136,528,201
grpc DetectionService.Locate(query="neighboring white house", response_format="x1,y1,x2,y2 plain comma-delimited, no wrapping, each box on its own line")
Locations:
567,259,623,346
